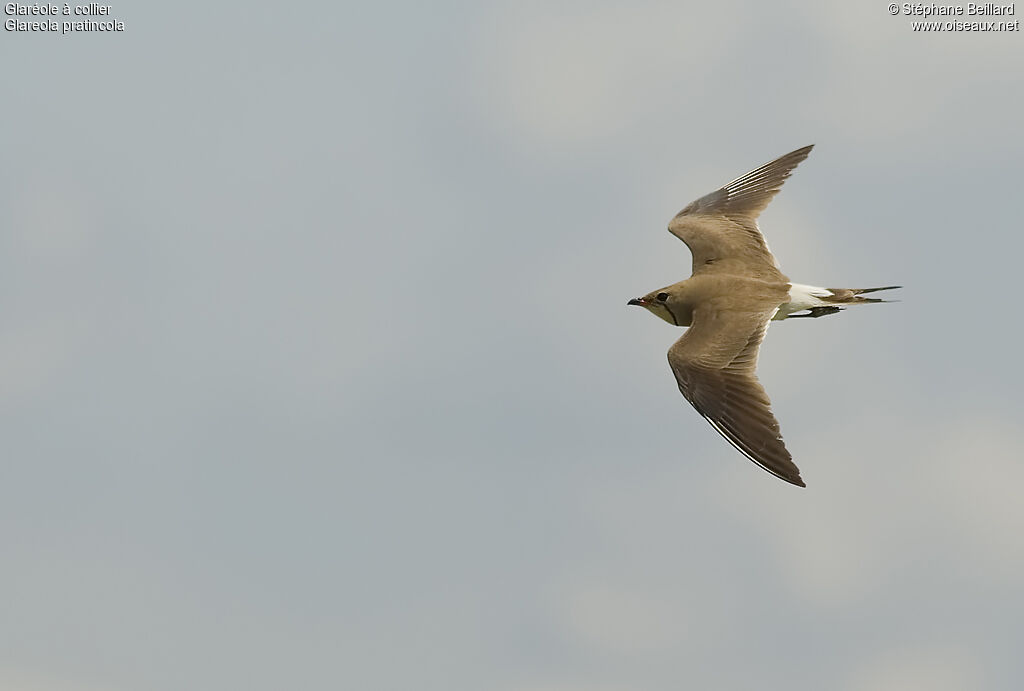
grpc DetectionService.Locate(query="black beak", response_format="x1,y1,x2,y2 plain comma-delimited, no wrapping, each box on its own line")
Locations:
627,298,646,306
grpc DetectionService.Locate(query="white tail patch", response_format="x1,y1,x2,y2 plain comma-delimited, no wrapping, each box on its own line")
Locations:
774,283,833,320
790,283,833,301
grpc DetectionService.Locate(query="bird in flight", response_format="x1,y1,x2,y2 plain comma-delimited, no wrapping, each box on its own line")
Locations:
628,145,898,487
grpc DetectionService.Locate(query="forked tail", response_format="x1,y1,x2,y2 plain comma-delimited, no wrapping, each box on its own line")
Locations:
780,284,901,319
822,285,902,305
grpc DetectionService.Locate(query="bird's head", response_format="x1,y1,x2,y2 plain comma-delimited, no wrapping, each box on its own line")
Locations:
627,284,690,326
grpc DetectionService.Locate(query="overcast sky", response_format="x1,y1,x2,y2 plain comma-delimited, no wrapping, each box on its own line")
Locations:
3,2,1023,690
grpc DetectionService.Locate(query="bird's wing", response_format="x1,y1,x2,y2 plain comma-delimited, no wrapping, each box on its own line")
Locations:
667,145,813,280
667,304,804,487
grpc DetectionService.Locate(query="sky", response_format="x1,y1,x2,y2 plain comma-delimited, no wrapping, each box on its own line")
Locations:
2,2,1023,690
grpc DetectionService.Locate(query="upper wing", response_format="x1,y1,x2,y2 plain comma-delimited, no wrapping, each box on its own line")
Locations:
667,145,813,280
667,305,804,487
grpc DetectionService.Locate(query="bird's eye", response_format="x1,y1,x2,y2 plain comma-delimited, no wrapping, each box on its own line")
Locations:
656,292,668,302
